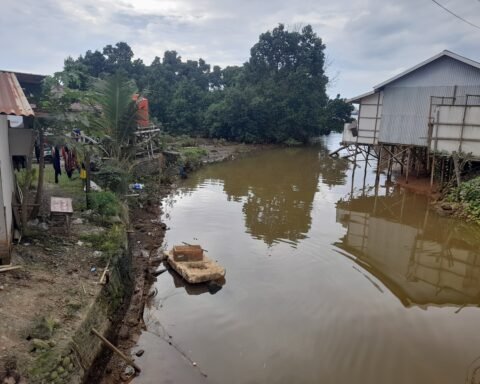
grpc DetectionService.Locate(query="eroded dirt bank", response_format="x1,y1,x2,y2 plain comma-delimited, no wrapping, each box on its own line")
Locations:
0,140,266,384
92,142,268,383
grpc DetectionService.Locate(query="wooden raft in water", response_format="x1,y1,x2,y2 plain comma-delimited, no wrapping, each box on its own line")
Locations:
166,245,226,284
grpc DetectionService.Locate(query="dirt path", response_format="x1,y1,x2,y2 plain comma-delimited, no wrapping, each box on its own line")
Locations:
0,182,109,383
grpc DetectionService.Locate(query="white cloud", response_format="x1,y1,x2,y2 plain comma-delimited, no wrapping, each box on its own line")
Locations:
2,0,480,97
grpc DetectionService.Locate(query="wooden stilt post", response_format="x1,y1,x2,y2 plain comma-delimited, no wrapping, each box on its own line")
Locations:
401,148,406,175
405,147,411,184
376,145,383,184
430,152,435,189
400,190,406,220
362,146,370,193
452,152,462,187
387,146,393,180
440,157,445,187
351,158,356,198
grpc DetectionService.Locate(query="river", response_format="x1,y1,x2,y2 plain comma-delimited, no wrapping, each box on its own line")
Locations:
133,134,480,384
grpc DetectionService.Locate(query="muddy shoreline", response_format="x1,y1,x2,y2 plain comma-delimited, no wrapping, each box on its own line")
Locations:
95,142,268,383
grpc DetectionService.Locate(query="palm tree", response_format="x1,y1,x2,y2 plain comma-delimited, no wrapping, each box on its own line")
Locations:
90,71,138,162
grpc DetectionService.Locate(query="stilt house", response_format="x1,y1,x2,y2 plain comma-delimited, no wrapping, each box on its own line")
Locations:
342,51,480,158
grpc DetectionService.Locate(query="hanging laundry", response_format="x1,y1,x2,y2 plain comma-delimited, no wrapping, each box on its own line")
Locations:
52,146,62,183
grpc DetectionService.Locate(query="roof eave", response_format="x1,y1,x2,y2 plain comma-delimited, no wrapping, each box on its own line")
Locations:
0,73,35,117
373,50,480,90
347,90,377,104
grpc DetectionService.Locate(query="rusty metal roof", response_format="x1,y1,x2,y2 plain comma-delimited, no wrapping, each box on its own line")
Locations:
0,72,34,116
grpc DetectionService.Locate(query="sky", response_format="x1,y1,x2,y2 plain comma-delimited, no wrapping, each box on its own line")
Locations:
1,0,479,97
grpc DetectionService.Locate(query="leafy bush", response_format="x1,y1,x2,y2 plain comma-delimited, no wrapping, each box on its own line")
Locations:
87,191,119,217
180,147,208,170
94,164,129,194
448,177,480,222
177,135,198,147
16,168,37,190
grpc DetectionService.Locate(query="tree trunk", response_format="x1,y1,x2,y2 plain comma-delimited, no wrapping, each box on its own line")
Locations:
30,127,44,219
85,152,91,209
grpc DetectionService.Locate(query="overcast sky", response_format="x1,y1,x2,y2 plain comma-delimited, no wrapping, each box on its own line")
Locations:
1,0,479,97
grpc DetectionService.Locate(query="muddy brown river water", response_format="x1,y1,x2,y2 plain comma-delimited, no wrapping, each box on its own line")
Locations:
133,134,480,384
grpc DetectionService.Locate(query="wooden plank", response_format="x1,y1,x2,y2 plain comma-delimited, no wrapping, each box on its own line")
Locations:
91,328,141,373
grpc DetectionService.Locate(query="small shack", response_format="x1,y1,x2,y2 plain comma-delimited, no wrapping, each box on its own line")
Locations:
0,72,36,264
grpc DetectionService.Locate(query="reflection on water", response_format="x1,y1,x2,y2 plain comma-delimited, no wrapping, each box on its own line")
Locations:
167,266,226,295
135,134,480,384
336,190,480,307
178,145,348,247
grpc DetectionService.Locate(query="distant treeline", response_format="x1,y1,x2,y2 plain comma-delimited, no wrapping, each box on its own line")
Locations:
60,24,353,144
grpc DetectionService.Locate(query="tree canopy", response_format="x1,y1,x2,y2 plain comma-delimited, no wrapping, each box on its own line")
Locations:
59,24,353,144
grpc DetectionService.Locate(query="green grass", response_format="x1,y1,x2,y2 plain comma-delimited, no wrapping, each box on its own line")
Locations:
80,224,126,263
179,147,208,170
34,165,87,211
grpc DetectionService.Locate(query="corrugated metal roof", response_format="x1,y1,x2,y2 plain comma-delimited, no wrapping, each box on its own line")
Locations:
349,50,480,101
374,50,480,90
0,72,34,116
347,90,377,104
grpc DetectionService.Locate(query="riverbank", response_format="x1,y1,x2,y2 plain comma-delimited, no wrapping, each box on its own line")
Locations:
0,139,267,383
93,140,268,383
0,169,129,383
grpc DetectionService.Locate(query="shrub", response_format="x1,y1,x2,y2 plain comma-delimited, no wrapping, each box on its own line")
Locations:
180,147,208,170
448,176,480,222
87,191,119,217
94,164,129,194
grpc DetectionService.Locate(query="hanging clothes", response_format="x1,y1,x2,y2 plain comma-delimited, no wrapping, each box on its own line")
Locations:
52,146,62,183
62,146,77,179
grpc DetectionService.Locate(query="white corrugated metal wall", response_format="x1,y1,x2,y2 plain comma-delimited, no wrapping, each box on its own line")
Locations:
378,56,480,146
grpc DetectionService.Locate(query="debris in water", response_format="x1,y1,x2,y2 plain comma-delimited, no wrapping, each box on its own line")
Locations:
167,245,226,284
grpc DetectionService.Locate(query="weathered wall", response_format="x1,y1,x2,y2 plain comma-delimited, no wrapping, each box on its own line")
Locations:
0,116,14,259
379,56,480,146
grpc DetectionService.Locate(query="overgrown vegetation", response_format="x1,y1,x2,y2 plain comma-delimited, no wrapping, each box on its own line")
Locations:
94,163,130,194
87,191,120,218
56,24,353,144
180,147,208,170
80,224,126,262
447,176,480,223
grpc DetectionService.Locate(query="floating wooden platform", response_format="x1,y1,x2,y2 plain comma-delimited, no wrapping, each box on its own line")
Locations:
166,248,225,284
